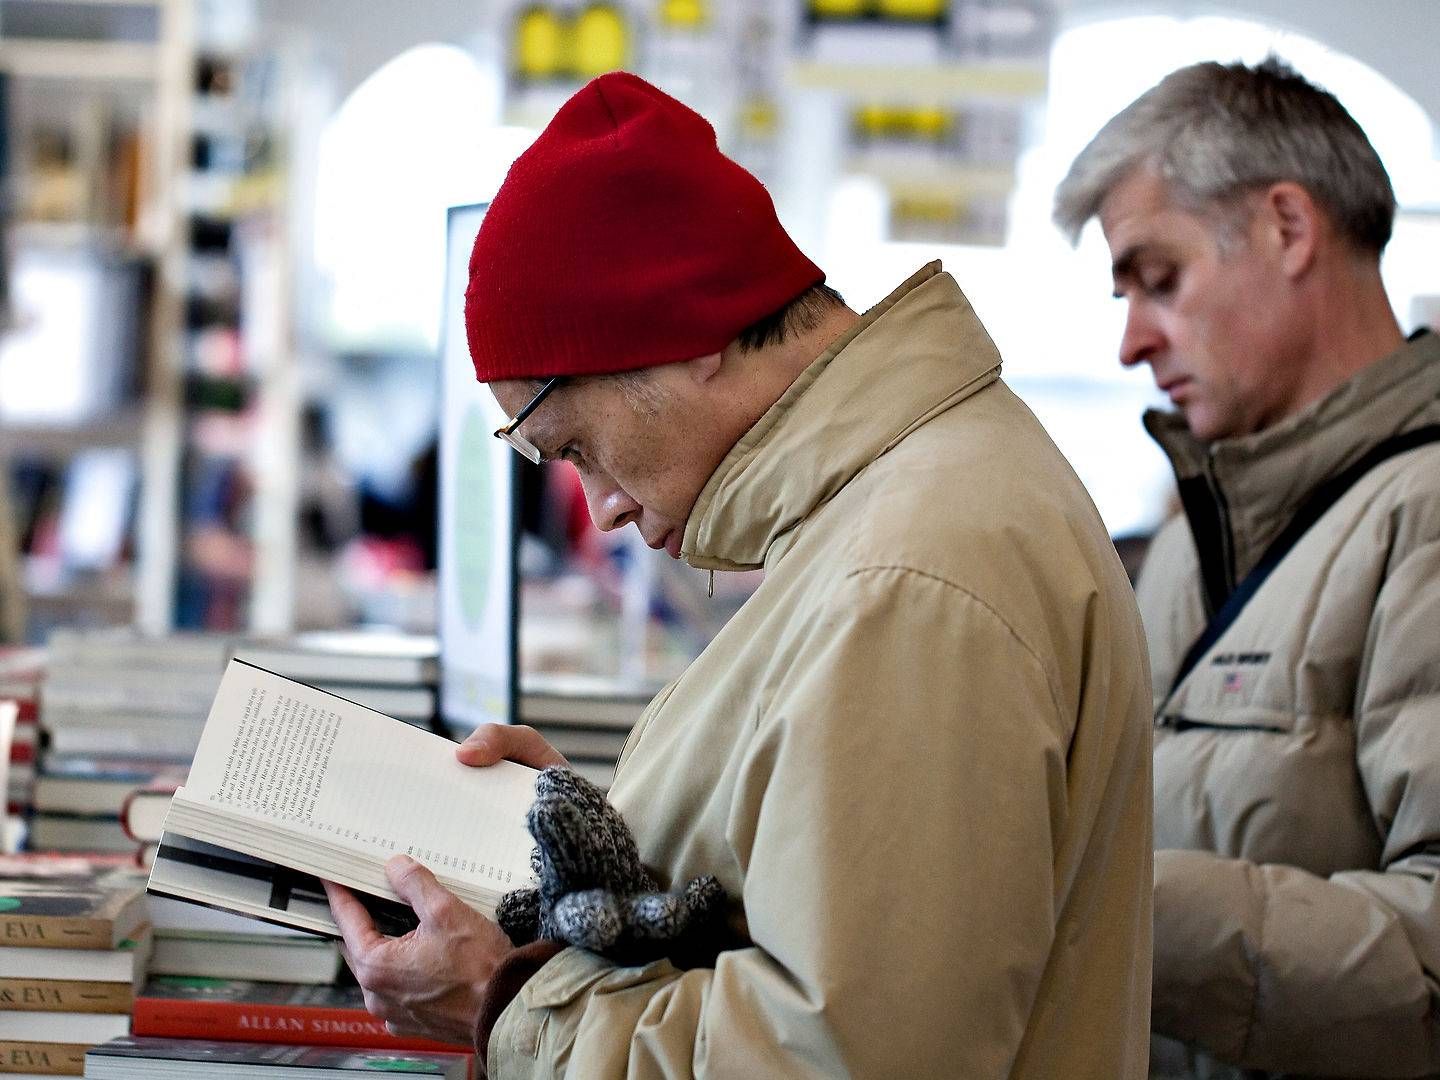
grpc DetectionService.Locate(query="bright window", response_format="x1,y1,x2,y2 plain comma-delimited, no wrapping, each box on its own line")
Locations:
824,15,1440,537
313,44,534,353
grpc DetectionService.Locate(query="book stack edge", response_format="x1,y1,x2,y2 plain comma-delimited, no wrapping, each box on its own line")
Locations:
0,859,152,1077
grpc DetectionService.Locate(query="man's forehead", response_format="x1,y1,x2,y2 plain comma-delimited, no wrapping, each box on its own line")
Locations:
1099,170,1176,243
1099,173,1217,272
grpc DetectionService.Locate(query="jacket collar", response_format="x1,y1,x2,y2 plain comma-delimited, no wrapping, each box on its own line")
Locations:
1146,329,1440,581
682,261,1002,572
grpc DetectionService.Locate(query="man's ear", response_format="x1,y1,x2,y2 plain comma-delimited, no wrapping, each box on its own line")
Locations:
1263,181,1323,280
683,350,725,384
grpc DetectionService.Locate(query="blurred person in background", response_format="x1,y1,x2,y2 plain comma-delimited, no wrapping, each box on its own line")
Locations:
1055,57,1440,1079
326,70,1155,1078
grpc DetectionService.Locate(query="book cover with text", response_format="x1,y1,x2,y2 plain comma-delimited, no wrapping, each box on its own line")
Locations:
86,1036,470,1078
0,865,147,949
133,976,469,1053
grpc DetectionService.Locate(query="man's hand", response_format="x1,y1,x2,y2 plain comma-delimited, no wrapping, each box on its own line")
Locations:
456,723,569,770
324,855,516,1046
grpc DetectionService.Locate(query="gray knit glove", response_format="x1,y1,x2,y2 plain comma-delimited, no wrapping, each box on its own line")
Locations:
496,767,727,966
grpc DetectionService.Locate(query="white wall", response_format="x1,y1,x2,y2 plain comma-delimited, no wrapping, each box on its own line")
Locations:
254,0,499,101
1060,0,1439,126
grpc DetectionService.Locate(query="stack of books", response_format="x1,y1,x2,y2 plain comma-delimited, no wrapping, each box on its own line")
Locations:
517,672,656,789
119,778,180,867
0,857,151,1076
32,759,186,856
124,660,528,1069
127,774,344,988
143,889,342,986
232,631,440,732
130,977,469,1053
1,702,25,855
0,646,45,839
35,631,233,853
85,1038,470,1079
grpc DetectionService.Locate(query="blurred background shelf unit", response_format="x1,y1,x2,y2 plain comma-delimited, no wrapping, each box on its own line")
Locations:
0,0,194,641
172,39,301,635
0,0,1434,683
0,1,307,640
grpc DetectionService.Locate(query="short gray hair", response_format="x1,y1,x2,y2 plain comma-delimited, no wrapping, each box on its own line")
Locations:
1053,57,1396,253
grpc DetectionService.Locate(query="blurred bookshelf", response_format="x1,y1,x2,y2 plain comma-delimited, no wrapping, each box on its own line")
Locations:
0,1,307,641
0,0,1061,659
171,41,301,635
0,0,193,640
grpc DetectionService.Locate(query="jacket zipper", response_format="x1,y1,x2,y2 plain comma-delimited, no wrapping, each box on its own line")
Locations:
1205,465,1237,600
1160,715,1286,734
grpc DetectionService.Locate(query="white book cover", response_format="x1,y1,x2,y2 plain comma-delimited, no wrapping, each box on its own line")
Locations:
0,1008,130,1042
0,929,151,982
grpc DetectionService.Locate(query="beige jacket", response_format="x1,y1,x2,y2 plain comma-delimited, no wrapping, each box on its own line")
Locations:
489,263,1154,1079
1139,331,1440,1079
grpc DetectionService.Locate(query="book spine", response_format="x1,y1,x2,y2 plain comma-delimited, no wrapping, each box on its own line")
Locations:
119,783,178,842
0,978,132,1014
0,918,109,950
0,1040,85,1076
131,996,470,1054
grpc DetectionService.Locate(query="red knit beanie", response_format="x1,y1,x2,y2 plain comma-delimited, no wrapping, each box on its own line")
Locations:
465,71,824,383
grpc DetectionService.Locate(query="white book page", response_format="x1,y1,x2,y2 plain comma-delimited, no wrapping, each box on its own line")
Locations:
182,661,536,892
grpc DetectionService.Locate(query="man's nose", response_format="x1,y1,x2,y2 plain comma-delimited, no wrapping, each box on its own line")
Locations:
1118,303,1163,368
581,472,641,533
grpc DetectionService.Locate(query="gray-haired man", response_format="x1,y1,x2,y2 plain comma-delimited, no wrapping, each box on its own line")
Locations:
1055,58,1440,1079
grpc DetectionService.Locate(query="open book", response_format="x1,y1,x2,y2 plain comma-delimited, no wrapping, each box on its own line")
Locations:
149,660,537,937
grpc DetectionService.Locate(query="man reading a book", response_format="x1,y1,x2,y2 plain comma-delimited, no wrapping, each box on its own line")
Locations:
1052,59,1440,1079
326,70,1155,1078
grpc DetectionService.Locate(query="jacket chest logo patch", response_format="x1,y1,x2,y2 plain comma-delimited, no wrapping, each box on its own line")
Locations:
1209,652,1270,694
1210,651,1271,667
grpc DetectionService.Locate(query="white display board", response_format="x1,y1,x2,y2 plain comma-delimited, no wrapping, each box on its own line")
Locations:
438,204,518,735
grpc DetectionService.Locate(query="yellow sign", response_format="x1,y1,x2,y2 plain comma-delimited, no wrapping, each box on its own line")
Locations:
808,0,947,21
573,4,630,77
876,0,946,20
514,7,568,81
810,0,869,17
511,3,632,83
658,0,708,30
853,103,955,142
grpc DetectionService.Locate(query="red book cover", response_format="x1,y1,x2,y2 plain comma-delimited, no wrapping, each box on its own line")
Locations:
132,977,474,1056
118,779,180,843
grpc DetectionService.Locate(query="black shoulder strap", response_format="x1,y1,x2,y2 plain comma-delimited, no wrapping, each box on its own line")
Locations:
1168,424,1440,698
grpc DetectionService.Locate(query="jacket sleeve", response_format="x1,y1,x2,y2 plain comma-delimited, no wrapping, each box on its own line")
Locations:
488,567,1073,1079
1151,535,1440,1076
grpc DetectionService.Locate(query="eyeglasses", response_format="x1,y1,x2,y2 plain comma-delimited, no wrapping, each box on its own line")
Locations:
493,376,565,463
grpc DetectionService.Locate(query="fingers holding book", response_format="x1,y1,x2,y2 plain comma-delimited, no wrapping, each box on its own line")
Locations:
323,855,516,1048
322,877,388,952
455,723,570,771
